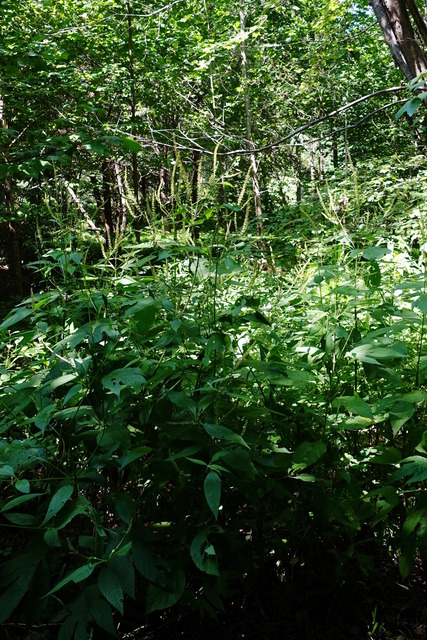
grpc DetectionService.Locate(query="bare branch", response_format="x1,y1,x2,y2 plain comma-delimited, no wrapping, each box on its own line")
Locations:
220,86,406,156
117,86,406,157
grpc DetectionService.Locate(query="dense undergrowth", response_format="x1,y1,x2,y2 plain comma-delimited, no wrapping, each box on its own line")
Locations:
1,166,427,639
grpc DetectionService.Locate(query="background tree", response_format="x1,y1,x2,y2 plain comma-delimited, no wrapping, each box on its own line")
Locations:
370,0,427,81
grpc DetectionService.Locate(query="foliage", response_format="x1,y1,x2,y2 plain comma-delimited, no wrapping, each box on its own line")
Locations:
1,160,427,636
2,0,427,638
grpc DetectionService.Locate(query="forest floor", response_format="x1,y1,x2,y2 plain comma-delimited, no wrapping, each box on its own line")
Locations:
1,559,426,640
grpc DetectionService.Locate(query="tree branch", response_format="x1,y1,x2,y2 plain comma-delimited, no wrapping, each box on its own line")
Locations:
122,86,405,157
219,85,406,156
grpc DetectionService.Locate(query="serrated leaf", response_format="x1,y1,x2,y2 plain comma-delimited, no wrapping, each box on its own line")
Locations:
204,472,221,520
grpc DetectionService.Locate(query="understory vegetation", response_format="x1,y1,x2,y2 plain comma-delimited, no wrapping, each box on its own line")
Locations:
4,0,427,638
2,159,427,639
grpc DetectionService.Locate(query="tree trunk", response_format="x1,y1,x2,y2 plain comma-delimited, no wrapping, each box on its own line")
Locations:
240,7,263,235
331,127,338,169
192,149,201,240
127,2,139,211
102,160,114,241
113,160,127,234
370,0,427,80
5,177,23,297
295,149,302,203
318,141,324,183
404,0,427,47
1,83,23,297
309,136,316,182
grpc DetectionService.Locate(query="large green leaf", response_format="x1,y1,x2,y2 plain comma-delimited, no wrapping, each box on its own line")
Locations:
131,542,160,584
390,401,416,436
204,423,249,449
414,294,427,314
15,479,30,494
0,556,38,623
3,512,37,526
146,569,186,613
204,471,221,520
43,485,74,524
123,297,157,333
90,597,116,636
332,393,373,419
1,492,44,512
348,341,407,364
367,486,400,526
393,456,427,484
190,530,219,576
97,567,124,614
0,307,32,331
118,446,152,469
165,390,197,416
55,495,91,530
292,441,327,471
46,563,98,597
101,367,146,398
